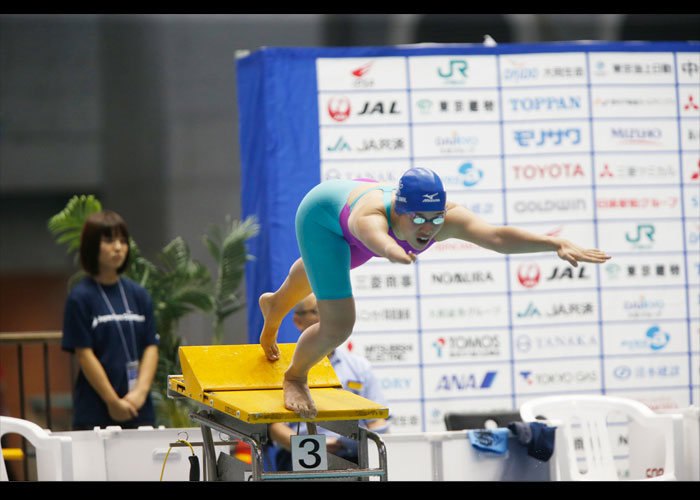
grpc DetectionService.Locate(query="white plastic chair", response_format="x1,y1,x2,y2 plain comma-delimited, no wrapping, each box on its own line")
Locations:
1,416,73,481
519,395,683,481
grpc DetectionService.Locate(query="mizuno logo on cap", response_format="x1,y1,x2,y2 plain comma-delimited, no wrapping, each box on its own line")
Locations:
423,193,441,202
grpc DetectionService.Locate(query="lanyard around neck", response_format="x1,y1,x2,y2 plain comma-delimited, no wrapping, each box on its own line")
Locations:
97,278,137,362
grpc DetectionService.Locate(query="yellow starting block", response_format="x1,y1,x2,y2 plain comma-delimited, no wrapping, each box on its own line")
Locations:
168,343,389,481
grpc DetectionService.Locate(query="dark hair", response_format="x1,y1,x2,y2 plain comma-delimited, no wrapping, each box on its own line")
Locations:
79,210,131,276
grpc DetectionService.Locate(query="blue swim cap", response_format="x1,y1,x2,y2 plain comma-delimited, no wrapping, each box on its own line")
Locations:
394,168,446,214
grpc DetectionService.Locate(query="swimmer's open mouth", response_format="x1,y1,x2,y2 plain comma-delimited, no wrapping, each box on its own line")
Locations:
417,237,429,244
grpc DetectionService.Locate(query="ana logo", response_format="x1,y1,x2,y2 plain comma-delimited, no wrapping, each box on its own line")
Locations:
458,162,483,187
517,263,540,288
436,371,497,391
327,96,351,122
423,192,442,203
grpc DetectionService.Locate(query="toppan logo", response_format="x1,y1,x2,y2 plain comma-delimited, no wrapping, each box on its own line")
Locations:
508,95,582,112
435,371,497,392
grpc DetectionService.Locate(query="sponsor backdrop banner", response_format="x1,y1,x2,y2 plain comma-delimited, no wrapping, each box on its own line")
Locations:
237,41,699,433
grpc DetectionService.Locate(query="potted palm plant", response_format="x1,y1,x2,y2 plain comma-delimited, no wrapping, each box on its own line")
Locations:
48,195,259,427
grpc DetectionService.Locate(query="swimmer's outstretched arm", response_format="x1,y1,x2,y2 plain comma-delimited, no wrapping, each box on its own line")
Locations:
438,204,611,267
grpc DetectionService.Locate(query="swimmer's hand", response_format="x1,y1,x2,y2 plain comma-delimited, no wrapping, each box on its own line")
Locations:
385,245,417,264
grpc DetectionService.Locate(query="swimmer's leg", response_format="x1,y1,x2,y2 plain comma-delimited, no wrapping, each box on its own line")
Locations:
284,296,355,419
259,257,312,361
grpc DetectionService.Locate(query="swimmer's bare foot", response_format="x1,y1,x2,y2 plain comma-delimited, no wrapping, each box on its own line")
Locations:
283,371,317,420
259,292,281,361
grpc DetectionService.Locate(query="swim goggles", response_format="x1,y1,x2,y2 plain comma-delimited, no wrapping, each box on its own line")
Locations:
409,213,445,225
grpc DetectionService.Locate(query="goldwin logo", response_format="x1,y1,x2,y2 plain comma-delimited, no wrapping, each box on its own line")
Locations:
423,193,441,202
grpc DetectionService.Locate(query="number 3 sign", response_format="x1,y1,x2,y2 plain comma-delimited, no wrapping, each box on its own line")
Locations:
291,434,328,472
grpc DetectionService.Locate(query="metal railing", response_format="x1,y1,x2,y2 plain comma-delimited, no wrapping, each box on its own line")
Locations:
0,330,65,480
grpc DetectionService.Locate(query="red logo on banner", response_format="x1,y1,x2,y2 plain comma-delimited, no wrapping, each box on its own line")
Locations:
328,96,351,122
517,263,541,288
352,61,373,78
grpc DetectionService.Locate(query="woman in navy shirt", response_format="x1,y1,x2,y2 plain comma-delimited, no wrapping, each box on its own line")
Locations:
62,210,159,430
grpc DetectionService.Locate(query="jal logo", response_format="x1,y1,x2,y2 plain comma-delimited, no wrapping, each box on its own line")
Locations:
327,96,351,122
435,371,497,392
625,224,655,249
546,265,589,281
517,263,540,288
437,59,468,82
458,162,483,187
357,100,400,116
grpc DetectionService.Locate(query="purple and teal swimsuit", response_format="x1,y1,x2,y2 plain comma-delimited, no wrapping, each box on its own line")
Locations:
295,179,435,300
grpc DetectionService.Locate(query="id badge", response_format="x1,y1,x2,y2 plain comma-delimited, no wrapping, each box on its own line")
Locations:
126,360,139,392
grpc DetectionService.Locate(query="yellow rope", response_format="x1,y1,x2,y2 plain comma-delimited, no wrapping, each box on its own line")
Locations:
159,439,195,481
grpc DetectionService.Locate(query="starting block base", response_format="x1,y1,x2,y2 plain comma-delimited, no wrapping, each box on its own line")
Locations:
168,344,389,481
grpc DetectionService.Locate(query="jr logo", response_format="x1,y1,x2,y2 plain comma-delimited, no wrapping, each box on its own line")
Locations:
438,59,468,79
625,224,655,245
